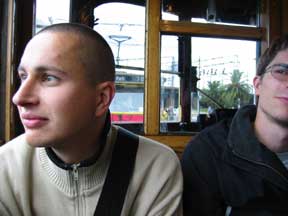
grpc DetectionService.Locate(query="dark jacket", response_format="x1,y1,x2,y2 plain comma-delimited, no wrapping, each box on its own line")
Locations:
181,105,288,216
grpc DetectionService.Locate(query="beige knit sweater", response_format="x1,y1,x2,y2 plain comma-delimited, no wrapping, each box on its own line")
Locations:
0,125,183,216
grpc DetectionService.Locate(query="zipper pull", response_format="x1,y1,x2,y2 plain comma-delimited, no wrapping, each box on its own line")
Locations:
72,163,80,181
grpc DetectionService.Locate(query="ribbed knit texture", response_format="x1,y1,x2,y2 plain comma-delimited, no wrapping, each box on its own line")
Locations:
0,125,183,216
37,128,115,196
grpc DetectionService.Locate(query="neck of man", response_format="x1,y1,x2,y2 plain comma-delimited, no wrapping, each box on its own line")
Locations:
51,117,106,165
254,110,288,153
52,135,102,165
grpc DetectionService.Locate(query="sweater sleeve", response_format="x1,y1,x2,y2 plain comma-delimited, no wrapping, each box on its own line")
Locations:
0,201,12,216
146,156,183,216
126,136,183,216
181,136,226,216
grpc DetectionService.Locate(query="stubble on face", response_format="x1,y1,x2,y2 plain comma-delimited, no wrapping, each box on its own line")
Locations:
260,105,288,128
256,72,288,129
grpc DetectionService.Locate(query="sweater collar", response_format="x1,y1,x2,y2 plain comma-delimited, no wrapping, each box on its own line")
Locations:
45,111,111,170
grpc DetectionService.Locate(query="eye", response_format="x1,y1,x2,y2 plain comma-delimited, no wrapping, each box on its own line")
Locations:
279,69,288,75
272,67,288,75
41,73,60,85
282,70,288,75
18,71,28,82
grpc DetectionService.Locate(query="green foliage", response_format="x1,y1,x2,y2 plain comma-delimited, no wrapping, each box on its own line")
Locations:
199,81,226,108
199,69,253,109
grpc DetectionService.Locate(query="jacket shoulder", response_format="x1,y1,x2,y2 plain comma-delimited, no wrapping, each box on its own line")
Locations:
185,119,231,158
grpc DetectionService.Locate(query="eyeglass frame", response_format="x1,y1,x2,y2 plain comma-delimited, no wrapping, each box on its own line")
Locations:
264,63,288,82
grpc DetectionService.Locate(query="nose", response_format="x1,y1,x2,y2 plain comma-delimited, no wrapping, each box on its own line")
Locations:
12,78,39,107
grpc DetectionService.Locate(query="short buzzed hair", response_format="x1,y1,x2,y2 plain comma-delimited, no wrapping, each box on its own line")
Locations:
37,23,115,85
257,34,288,77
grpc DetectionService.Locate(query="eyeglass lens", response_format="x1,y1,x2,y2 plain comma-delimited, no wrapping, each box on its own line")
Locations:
268,64,288,81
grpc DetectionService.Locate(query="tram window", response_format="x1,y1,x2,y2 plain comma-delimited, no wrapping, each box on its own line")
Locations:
160,35,180,125
192,37,256,113
160,34,257,132
162,0,258,27
192,37,256,116
35,0,70,33
94,3,145,125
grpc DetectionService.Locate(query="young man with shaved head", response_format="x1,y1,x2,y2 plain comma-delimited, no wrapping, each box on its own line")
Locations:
0,23,183,216
182,35,288,215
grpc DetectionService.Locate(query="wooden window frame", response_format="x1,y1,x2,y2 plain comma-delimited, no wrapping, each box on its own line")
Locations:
144,0,275,152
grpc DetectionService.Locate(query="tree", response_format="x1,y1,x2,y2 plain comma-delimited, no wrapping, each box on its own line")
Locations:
199,80,226,109
199,69,253,110
223,69,253,108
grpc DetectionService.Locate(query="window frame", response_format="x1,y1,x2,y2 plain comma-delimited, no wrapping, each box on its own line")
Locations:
144,0,271,152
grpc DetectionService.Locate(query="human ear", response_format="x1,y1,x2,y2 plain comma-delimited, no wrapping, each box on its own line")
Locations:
95,81,115,117
253,75,262,96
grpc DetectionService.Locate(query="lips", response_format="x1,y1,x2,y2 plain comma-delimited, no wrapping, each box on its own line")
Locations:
276,96,288,104
20,113,48,129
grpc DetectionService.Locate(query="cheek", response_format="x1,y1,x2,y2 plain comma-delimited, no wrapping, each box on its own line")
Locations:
50,90,96,118
258,77,275,95
257,81,278,105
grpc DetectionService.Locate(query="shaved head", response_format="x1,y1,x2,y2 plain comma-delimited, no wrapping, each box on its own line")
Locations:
36,23,115,85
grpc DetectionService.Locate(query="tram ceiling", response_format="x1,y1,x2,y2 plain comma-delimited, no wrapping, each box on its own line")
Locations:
72,0,258,26
70,0,146,24
163,0,258,25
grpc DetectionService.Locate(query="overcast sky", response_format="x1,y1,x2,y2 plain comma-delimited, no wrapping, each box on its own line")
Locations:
36,0,70,24
35,1,257,89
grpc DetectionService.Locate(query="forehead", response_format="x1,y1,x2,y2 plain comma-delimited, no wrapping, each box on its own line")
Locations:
270,49,288,65
20,32,83,70
25,31,81,56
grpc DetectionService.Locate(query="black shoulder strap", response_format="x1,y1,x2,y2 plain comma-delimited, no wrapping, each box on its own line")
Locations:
94,127,139,216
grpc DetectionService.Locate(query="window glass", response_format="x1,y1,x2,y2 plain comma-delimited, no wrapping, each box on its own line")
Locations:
160,35,257,132
162,0,258,27
160,35,180,126
193,37,256,118
35,0,70,33
94,3,145,124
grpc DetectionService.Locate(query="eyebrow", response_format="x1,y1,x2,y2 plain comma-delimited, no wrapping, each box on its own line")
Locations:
273,63,288,68
266,63,288,70
17,65,67,76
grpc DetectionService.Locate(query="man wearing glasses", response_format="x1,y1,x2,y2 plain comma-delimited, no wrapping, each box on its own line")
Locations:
181,35,288,215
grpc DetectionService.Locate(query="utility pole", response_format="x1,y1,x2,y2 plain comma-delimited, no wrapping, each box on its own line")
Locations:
109,35,131,65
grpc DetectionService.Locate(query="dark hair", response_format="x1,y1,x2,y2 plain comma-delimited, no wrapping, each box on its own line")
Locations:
37,23,115,85
257,34,288,76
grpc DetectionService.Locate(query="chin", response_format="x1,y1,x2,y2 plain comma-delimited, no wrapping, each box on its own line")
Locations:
24,133,53,148
273,115,288,128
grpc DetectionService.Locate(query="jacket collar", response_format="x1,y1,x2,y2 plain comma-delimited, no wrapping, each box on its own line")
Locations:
227,105,261,161
225,105,288,188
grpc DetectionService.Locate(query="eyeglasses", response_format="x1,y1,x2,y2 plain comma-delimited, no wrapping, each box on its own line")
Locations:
265,63,288,82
